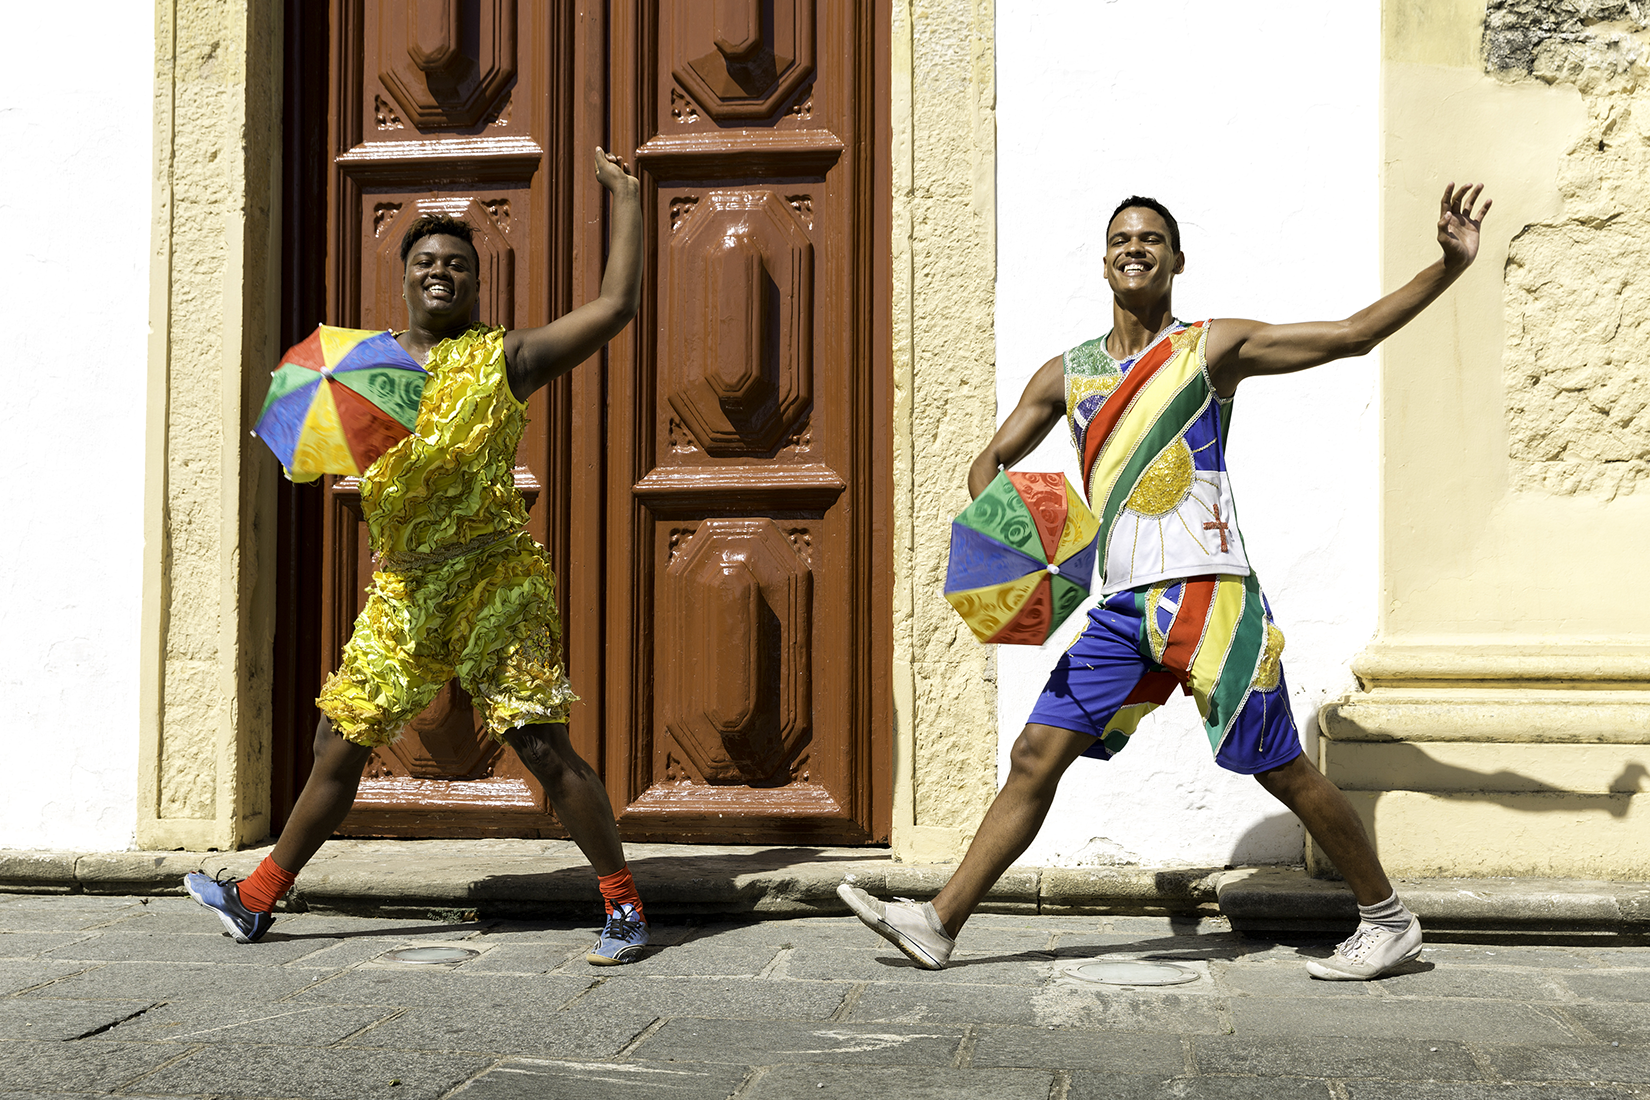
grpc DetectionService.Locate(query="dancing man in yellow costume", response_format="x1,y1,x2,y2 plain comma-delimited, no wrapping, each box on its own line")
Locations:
186,149,652,965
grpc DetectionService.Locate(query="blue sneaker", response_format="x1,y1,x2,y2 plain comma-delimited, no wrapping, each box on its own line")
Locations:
585,902,649,965
184,871,275,944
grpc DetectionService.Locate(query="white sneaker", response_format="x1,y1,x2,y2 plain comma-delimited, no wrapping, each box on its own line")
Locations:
1305,916,1423,980
837,883,954,970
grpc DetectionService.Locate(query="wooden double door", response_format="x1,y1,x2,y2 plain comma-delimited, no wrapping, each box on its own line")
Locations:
273,1,890,845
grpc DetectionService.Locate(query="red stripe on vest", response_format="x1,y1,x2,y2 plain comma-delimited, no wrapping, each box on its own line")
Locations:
1080,334,1182,494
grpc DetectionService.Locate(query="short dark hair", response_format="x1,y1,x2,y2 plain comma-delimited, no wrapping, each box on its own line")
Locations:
1107,196,1180,253
399,213,479,266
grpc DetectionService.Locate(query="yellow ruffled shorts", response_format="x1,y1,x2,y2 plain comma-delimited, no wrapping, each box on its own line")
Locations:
316,530,577,747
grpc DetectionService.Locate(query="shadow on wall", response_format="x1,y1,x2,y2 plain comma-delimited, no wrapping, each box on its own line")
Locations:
1226,751,1647,871
1351,744,1647,820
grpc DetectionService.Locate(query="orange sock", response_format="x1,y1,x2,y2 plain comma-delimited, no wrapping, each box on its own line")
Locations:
597,865,644,922
237,856,296,914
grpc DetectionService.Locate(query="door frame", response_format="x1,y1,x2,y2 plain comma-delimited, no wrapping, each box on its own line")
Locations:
271,0,893,845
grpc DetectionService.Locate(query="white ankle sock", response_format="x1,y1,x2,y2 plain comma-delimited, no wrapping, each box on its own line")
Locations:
1357,891,1412,934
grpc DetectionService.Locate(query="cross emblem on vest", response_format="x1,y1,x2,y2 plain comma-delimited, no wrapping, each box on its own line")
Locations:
1203,502,1231,553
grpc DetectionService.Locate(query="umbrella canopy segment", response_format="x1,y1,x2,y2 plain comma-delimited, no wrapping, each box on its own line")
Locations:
944,471,1100,645
253,326,428,480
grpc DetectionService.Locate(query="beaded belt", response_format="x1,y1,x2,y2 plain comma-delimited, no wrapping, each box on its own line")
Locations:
375,528,516,574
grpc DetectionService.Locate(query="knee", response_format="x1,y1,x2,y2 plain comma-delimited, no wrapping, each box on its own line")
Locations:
508,725,579,784
311,718,372,771
1006,728,1069,789
1254,753,1313,800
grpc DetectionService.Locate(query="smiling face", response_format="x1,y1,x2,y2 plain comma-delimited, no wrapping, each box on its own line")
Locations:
1104,206,1184,305
402,233,480,329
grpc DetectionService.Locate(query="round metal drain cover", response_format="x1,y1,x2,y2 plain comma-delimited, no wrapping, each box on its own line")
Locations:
1067,960,1198,986
383,946,478,965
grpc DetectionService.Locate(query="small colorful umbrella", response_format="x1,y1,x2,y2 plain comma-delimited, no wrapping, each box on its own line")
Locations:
252,325,428,480
944,471,1100,645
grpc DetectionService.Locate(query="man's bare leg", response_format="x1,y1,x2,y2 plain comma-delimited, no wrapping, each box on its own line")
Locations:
1255,752,1422,979
1253,753,1392,906
929,724,1096,938
184,717,370,937
270,717,374,874
504,722,625,877
506,722,649,964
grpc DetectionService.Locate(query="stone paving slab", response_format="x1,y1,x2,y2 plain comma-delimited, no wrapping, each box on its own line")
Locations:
1190,1034,1482,1079
1224,995,1583,1044
449,1059,754,1100
24,960,326,1004
572,975,852,1022
968,1024,1186,1072
108,1000,397,1046
1,1040,185,1093
1068,1075,1337,1099
849,980,1043,1026
1566,1002,1650,1044
131,1044,494,1100
1483,1043,1650,1083
343,1001,659,1059
631,1018,966,1066
1344,1086,1642,1100
0,997,154,1041
741,1064,1057,1099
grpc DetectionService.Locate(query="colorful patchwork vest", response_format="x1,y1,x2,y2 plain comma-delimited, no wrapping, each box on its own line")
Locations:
1064,320,1251,595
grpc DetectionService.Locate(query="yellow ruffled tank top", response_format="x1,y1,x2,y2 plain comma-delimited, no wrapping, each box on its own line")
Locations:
359,325,529,557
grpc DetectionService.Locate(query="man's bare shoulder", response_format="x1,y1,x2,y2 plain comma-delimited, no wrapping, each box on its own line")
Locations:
1005,353,1061,412
1204,317,1265,371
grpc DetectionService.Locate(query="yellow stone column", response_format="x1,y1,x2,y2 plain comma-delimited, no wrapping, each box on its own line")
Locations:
138,0,282,850
1319,0,1650,878
889,0,1000,861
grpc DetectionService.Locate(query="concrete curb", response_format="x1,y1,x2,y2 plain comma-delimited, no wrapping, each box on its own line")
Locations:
4,842,1647,936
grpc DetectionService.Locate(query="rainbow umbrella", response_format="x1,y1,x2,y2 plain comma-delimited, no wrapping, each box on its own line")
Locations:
253,325,428,480
944,471,1100,645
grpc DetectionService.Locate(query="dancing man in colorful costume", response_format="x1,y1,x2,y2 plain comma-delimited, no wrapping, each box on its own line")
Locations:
186,149,652,965
842,183,1492,980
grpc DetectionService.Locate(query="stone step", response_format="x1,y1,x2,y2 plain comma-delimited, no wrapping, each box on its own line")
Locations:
4,841,1646,937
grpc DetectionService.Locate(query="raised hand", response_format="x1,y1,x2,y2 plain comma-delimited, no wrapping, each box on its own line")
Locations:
594,146,639,197
1438,182,1491,270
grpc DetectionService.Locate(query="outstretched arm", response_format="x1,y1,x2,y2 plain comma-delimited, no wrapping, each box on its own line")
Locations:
967,355,1069,498
1206,183,1492,396
504,148,644,402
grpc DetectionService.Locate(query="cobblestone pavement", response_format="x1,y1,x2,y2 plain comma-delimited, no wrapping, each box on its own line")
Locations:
4,892,1649,1099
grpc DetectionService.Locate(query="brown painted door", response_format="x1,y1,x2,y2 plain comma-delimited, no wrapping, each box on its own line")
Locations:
280,1,889,845
600,1,890,843
315,0,581,836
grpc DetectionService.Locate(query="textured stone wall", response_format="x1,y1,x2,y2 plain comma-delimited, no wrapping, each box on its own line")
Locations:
140,0,281,849
1315,0,1650,879
1494,2,1650,499
890,0,999,859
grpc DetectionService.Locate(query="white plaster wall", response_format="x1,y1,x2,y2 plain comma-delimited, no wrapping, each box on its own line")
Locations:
994,0,1380,868
0,6,153,849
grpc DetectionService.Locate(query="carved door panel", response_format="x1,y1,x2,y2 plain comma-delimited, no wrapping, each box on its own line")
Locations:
601,1,891,842
317,0,581,836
